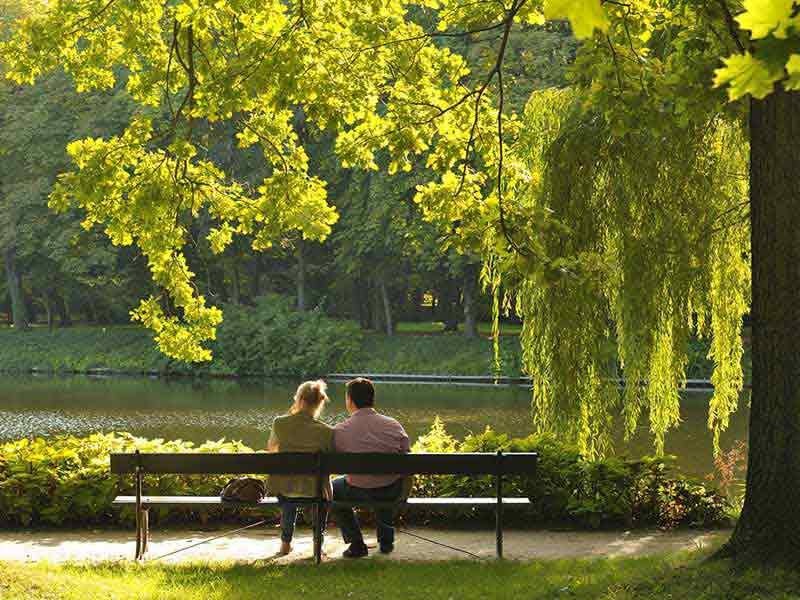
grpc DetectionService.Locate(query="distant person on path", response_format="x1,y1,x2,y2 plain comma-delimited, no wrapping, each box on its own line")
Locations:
267,380,334,556
331,377,410,558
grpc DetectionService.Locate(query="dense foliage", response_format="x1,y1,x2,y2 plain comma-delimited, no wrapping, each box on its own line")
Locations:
412,419,729,529
0,429,728,529
209,295,361,376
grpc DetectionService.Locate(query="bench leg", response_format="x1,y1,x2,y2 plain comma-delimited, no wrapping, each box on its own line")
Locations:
135,507,149,561
141,508,150,558
135,509,142,561
495,465,504,559
313,503,323,565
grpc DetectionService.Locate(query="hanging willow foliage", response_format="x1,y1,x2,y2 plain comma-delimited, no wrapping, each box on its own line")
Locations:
488,89,750,457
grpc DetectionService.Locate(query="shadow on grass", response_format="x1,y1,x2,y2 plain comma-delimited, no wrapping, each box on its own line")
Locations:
5,547,799,600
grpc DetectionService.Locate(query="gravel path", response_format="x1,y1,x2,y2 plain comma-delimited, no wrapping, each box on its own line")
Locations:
0,527,728,564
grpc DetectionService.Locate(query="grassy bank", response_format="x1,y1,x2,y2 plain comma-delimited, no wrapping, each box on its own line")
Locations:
0,325,522,377
1,551,798,600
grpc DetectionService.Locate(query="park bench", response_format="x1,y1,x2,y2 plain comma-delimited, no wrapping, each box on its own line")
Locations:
111,451,538,563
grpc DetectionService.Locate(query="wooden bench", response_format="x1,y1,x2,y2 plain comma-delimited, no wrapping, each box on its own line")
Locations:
111,451,538,563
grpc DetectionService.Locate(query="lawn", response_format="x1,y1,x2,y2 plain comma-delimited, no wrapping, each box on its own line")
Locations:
1,551,798,600
395,321,522,335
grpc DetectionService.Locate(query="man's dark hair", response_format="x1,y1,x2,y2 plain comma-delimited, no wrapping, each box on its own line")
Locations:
346,377,375,409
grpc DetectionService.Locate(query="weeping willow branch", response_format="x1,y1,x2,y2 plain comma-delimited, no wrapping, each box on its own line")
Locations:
494,89,749,457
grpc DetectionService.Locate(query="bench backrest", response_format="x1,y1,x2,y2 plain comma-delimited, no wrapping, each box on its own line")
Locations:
110,452,538,476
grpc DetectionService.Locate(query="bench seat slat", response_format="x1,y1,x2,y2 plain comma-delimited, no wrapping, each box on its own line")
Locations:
112,495,531,507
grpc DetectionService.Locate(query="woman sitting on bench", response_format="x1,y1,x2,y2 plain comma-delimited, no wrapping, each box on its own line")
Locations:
267,380,334,555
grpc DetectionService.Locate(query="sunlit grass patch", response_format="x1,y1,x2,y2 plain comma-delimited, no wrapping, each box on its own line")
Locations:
1,549,798,600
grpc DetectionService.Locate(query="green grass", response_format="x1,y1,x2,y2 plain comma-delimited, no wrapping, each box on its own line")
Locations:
0,326,524,377
358,332,522,376
395,321,522,335
1,551,798,600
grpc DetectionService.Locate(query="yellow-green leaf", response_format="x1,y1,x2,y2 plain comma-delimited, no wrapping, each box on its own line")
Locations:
713,52,780,100
736,0,796,39
543,0,608,38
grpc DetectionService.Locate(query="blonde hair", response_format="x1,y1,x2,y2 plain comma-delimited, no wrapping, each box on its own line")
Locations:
289,380,328,419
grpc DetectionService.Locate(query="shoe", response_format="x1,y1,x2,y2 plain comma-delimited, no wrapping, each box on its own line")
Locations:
278,541,292,556
342,542,369,558
379,544,394,555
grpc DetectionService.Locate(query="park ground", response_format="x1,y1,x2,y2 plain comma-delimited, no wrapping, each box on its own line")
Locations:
2,545,799,600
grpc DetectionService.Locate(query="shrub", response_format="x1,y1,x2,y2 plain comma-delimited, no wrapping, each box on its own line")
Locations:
210,295,363,376
0,427,729,529
412,424,729,529
0,433,257,528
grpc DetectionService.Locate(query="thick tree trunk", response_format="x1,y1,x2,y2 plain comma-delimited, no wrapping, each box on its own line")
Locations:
724,89,800,565
463,264,478,338
4,246,28,330
379,275,394,336
440,279,460,332
296,240,307,312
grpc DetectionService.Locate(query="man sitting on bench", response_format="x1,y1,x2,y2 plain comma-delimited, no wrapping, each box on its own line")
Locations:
331,378,410,558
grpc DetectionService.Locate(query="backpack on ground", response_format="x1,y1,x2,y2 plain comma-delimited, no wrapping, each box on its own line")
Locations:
220,477,268,503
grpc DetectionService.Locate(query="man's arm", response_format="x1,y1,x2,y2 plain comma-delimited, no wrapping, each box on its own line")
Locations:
398,425,411,453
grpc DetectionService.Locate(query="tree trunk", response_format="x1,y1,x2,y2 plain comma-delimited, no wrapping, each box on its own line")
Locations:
250,256,262,300
354,279,369,329
463,264,478,338
379,275,394,336
4,246,28,330
440,279,459,332
44,295,53,334
723,89,800,565
370,284,384,331
296,240,307,312
230,262,241,305
59,294,72,327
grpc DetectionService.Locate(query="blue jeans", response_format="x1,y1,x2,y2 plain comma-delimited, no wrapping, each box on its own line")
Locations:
278,498,327,543
331,476,403,548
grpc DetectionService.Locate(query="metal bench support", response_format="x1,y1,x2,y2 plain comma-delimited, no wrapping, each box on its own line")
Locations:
134,450,146,561
313,452,324,565
495,450,503,559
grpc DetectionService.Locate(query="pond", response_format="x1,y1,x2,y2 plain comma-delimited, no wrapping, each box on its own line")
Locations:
0,374,749,478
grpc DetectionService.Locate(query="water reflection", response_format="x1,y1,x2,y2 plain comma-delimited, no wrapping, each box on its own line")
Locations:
0,374,749,477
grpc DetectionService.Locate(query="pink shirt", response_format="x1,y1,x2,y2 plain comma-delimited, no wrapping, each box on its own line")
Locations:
333,408,410,488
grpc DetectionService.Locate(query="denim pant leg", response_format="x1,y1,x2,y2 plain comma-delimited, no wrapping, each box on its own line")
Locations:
373,480,403,547
279,501,298,543
375,505,395,547
331,476,365,545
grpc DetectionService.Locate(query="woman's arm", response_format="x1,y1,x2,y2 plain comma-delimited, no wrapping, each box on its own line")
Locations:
267,429,279,452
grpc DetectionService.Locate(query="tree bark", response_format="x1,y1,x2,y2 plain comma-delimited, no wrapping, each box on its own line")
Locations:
296,239,307,312
379,275,394,336
4,246,28,330
723,88,800,565
463,264,479,338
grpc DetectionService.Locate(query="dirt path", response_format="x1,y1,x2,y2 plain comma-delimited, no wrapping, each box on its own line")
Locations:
0,527,727,564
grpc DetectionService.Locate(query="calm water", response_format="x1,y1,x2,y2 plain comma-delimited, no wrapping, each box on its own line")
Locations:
0,374,749,477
